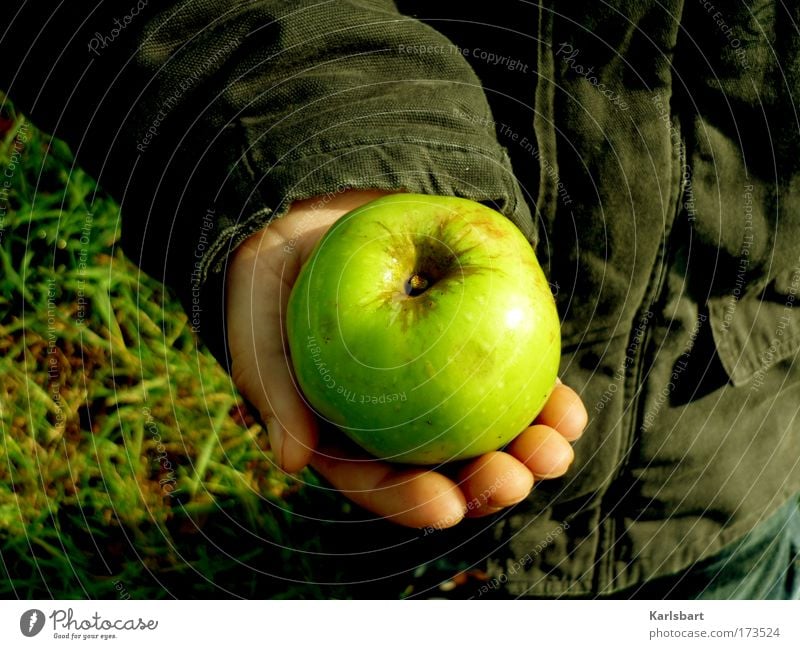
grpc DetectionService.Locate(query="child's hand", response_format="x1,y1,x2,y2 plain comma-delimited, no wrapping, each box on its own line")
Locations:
226,190,587,529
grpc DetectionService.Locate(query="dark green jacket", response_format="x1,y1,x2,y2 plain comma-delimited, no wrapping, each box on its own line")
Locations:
3,0,799,596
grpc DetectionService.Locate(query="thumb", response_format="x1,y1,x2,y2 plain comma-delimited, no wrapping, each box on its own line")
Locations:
225,226,318,472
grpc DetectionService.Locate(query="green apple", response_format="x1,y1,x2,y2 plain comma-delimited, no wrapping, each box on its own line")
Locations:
286,194,560,465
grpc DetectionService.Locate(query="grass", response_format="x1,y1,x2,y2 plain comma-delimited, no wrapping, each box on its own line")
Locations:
0,98,476,599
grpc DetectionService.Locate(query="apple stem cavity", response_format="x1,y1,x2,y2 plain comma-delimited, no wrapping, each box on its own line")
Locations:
405,273,429,296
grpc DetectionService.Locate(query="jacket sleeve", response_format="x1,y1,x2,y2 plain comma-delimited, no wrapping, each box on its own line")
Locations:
0,0,533,369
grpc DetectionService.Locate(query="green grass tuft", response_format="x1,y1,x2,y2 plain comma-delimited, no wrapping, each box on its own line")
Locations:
0,96,473,599
0,98,363,599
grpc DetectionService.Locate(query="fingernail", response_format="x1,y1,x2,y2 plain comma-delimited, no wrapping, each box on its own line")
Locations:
266,417,284,469
440,505,467,529
490,490,532,509
532,444,575,479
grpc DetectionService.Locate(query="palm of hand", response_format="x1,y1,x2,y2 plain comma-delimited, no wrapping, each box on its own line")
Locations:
226,191,587,528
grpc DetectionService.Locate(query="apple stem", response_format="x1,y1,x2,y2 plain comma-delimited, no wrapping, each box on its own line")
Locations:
407,273,429,295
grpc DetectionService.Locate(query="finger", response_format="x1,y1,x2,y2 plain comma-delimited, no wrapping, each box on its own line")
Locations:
226,230,318,472
457,451,533,518
506,424,575,479
310,446,467,529
535,382,588,441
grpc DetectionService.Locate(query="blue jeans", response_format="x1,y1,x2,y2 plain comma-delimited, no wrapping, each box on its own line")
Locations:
610,494,800,599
